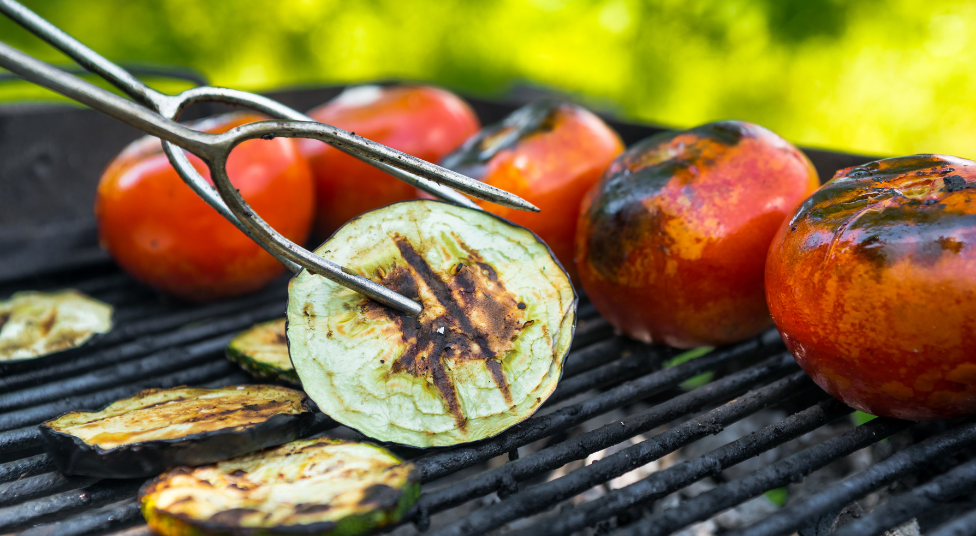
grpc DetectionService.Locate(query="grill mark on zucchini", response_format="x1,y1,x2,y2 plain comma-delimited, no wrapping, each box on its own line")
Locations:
287,200,577,447
0,290,113,362
49,390,306,449
365,234,523,428
139,439,419,535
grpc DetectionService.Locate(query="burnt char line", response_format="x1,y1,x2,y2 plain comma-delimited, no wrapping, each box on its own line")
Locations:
208,507,260,525
485,360,513,404
367,234,524,429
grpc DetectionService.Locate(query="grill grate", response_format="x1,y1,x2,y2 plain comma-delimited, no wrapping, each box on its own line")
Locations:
1,88,975,536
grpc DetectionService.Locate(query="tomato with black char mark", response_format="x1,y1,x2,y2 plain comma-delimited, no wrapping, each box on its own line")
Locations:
576,120,819,348
767,154,976,420
439,100,624,280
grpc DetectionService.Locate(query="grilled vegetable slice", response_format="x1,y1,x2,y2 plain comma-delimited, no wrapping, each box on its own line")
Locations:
40,385,314,478
140,439,419,536
287,200,577,448
226,318,298,383
0,290,112,362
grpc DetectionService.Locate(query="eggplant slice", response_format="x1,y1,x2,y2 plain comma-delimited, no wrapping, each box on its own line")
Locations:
40,385,314,478
0,290,113,362
140,439,419,536
287,200,577,448
227,318,299,384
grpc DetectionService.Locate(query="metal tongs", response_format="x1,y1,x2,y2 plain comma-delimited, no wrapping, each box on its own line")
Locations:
0,0,539,316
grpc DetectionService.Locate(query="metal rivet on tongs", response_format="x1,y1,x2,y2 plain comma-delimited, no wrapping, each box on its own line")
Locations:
0,0,539,316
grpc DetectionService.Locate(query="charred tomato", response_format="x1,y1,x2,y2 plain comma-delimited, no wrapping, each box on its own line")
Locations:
440,100,624,279
95,112,314,302
767,154,976,420
300,85,480,238
577,121,819,348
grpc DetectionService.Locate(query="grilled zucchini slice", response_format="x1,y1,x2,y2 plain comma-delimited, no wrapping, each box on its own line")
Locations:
140,439,419,536
0,290,112,362
40,385,314,478
226,318,299,384
287,200,577,448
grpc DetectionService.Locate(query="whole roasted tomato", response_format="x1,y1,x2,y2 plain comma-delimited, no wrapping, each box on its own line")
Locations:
767,154,976,420
439,100,623,280
300,85,480,238
95,113,315,302
576,121,819,348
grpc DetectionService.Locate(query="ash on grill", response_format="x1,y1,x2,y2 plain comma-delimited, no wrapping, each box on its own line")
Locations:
2,89,976,536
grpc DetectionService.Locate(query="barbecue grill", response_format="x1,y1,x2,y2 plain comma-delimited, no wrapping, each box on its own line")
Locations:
1,86,975,536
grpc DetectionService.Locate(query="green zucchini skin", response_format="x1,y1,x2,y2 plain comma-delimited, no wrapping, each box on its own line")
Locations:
140,439,420,536
40,386,314,479
225,319,300,384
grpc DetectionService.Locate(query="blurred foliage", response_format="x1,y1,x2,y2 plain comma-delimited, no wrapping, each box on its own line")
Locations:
1,0,974,158
663,346,714,390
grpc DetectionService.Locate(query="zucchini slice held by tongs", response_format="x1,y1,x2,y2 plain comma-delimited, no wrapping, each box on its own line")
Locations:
40,385,314,478
288,200,577,448
140,439,419,536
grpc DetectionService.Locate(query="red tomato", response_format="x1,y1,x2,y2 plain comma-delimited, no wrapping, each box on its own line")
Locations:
299,85,480,238
576,121,820,348
95,113,315,302
439,100,624,280
767,154,976,420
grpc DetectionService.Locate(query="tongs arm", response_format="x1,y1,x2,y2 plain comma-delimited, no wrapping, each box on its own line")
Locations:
0,1,539,316
0,0,483,212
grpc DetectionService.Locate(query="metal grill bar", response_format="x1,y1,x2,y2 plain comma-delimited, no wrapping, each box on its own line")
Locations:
0,295,285,390
568,317,614,350
415,331,781,483
0,453,55,485
0,336,233,413
0,426,46,455
0,478,144,533
421,355,800,536
832,457,976,536
18,497,143,536
730,419,976,536
547,343,672,406
619,418,915,536
518,397,853,536
561,337,634,378
0,472,97,508
931,507,976,536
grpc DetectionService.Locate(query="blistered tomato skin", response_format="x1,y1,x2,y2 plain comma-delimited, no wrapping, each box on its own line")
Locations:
576,121,820,349
95,113,315,302
300,85,480,238
766,155,976,420
439,100,624,280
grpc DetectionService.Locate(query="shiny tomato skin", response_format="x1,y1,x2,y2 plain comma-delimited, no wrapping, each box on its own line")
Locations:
95,113,315,302
577,121,819,349
767,154,976,420
300,85,480,238
439,100,624,280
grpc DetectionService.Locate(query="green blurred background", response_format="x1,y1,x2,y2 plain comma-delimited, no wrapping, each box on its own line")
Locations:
1,0,972,159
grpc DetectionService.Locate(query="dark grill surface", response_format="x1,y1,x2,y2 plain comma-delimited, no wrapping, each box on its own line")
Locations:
1,87,975,536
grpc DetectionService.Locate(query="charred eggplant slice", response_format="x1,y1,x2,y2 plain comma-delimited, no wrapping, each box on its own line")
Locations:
140,439,419,536
288,200,577,447
226,318,299,384
40,385,314,478
0,290,113,362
